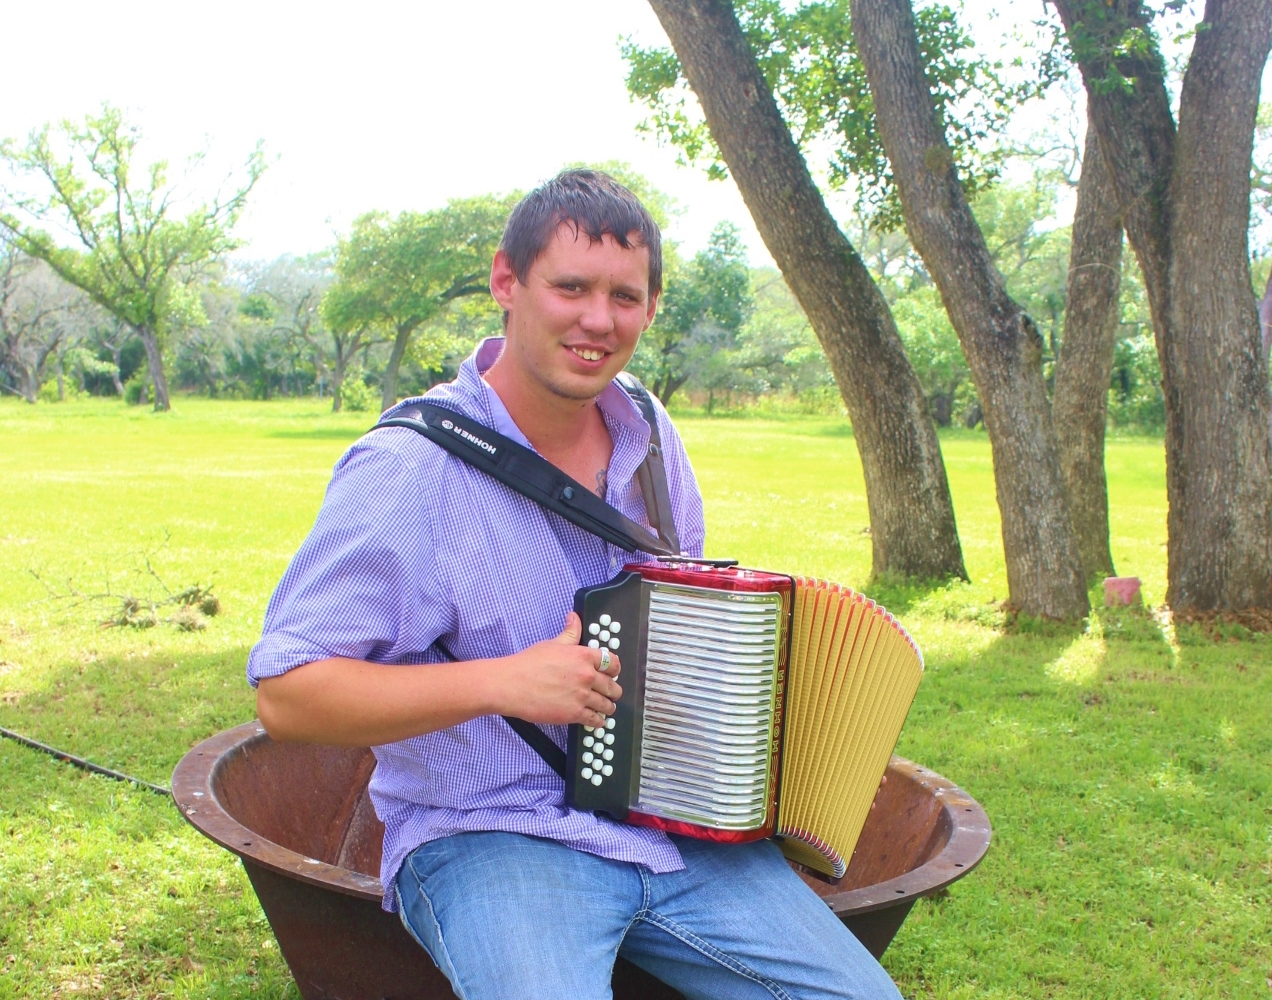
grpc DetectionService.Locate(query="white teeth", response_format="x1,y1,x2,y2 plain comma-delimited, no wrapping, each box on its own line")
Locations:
572,348,604,362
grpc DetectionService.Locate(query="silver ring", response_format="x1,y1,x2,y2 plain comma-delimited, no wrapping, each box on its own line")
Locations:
598,648,612,672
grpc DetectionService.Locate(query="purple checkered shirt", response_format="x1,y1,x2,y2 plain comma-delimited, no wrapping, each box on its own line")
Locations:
247,338,705,910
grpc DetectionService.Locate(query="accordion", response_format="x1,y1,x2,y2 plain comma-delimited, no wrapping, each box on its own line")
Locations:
565,560,923,879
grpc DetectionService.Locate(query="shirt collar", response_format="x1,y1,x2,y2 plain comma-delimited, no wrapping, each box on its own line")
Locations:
456,337,652,450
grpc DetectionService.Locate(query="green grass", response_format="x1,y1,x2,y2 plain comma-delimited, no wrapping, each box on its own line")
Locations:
0,396,1267,999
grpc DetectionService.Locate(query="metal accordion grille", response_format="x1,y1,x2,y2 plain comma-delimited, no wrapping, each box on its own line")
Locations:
635,583,783,830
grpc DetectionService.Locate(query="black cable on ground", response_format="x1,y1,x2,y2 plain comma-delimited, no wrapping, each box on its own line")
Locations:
0,726,171,797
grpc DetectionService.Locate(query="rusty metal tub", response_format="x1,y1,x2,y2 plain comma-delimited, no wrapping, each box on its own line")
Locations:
173,721,990,1000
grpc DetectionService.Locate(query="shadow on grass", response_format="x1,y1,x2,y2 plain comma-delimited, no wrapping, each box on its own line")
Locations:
0,644,258,788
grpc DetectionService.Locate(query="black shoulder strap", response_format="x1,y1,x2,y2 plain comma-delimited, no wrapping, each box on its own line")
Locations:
379,402,676,557
616,373,681,556
433,641,567,780
501,715,567,779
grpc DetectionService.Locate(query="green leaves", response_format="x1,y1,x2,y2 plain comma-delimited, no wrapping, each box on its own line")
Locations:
630,221,753,402
321,194,514,339
623,0,1032,230
0,105,263,408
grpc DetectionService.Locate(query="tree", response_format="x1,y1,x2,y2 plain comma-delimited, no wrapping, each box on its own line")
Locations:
0,245,85,403
631,221,753,403
237,255,339,405
323,195,513,414
853,0,1089,618
1052,112,1124,582
641,0,966,582
0,106,263,411
1050,0,1272,612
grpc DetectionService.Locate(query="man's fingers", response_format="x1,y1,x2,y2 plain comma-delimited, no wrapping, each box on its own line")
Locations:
589,671,621,700
556,611,583,644
595,649,621,677
583,692,616,717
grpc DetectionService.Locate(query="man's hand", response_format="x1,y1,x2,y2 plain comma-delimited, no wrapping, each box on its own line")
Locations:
490,612,622,728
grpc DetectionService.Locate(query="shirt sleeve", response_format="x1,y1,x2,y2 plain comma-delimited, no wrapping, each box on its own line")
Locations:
653,403,707,560
246,443,450,687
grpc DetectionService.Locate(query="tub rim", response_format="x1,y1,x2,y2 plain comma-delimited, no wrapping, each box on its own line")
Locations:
172,720,991,917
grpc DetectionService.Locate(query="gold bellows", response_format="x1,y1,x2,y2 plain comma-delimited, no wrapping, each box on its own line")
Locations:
776,579,924,878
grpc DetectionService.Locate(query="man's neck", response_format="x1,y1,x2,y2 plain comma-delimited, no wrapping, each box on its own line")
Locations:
482,353,602,460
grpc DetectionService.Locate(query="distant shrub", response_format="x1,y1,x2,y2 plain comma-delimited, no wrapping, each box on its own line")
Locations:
339,375,377,413
1108,332,1165,432
37,378,85,403
124,371,150,406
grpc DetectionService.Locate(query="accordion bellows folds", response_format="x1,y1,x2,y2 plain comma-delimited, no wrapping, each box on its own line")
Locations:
565,562,924,879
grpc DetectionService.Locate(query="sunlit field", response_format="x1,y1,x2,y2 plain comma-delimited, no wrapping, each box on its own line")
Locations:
1,396,1267,999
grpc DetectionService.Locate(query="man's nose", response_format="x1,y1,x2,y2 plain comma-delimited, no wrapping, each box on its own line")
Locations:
578,290,616,334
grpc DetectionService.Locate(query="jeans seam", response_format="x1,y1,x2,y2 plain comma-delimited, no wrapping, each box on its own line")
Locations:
397,862,469,1000
639,909,794,1000
621,866,653,942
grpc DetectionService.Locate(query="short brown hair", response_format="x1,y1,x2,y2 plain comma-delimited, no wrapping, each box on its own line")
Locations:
499,169,663,296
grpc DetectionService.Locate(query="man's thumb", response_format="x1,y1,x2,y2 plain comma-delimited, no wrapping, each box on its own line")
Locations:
556,611,582,644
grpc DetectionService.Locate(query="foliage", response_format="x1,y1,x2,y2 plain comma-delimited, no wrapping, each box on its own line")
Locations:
1,399,1266,998
337,370,377,413
321,194,514,407
623,0,1042,230
629,221,753,403
972,181,1071,357
890,285,970,426
0,105,264,410
0,248,89,403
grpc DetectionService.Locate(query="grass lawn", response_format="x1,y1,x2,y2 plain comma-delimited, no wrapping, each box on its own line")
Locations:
0,396,1268,999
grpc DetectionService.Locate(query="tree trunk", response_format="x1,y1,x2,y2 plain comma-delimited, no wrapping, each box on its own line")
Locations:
1053,114,1123,583
647,0,966,582
1053,0,1272,612
137,325,171,412
331,350,347,413
852,0,1087,617
17,362,37,403
380,322,418,414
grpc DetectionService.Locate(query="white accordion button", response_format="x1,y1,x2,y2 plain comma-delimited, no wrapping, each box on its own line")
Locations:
603,749,614,761
583,735,593,748
608,638,620,650
599,614,611,626
610,621,621,634
605,718,615,730
591,773,603,785
587,639,600,649
582,752,594,764
588,622,600,636
603,733,615,746
602,765,613,777
581,767,593,780
599,629,610,642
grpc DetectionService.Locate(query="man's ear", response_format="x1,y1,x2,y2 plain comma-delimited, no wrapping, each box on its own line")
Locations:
490,250,518,312
643,289,660,331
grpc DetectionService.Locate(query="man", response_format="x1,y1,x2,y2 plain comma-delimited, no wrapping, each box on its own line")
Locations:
249,170,901,1000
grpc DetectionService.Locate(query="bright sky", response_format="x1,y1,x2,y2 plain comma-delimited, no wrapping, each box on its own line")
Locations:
2,2,1263,267
2,0,763,262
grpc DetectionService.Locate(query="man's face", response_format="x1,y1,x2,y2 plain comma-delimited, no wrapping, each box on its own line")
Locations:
490,223,658,401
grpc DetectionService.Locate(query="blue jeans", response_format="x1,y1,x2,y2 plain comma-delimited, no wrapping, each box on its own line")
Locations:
395,831,903,1000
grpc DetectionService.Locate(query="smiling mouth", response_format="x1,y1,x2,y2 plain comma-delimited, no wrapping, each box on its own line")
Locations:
569,346,607,362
